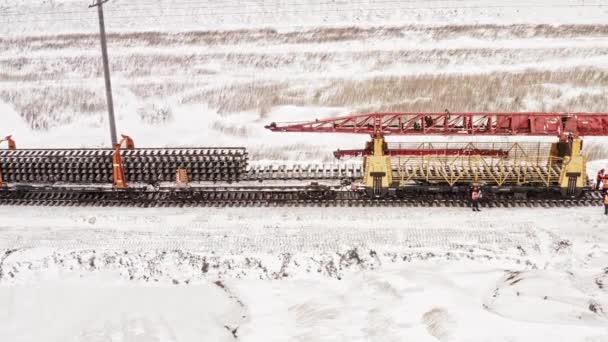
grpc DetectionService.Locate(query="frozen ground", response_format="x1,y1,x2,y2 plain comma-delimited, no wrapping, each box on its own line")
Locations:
2,1,608,341
1,204,608,341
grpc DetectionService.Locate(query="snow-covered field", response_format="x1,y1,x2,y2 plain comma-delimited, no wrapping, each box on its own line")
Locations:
2,1,608,341
2,0,608,160
1,205,608,341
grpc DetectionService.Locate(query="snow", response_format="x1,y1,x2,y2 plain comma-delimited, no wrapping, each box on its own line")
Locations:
588,159,608,183
0,283,244,342
233,268,607,342
2,0,608,36
1,202,608,341
2,1,608,159
2,1,608,340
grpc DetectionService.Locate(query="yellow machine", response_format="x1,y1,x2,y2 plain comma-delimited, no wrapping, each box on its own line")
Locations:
363,137,393,196
265,111,604,198
553,138,587,196
360,136,589,197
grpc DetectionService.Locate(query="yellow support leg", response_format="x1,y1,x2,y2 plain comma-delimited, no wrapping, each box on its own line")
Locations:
556,138,587,196
364,137,393,197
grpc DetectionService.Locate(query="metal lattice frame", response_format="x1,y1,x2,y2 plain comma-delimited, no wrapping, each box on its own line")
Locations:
393,142,563,187
266,112,608,137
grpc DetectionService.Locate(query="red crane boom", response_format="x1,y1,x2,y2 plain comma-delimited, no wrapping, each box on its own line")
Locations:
266,112,608,137
266,112,608,159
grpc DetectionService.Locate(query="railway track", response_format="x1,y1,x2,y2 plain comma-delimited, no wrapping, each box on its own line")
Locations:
0,186,602,208
0,145,603,208
243,163,363,181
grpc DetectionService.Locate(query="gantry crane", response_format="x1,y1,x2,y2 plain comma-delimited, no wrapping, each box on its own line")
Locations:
266,112,608,197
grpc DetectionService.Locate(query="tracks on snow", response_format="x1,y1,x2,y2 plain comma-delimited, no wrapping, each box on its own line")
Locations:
0,188,603,208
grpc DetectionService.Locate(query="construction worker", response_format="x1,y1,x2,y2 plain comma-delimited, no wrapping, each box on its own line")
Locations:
597,169,605,190
471,186,481,212
604,194,608,216
604,174,608,194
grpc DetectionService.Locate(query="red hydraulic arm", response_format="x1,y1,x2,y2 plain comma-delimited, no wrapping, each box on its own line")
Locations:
113,134,134,189
266,112,608,137
0,136,16,187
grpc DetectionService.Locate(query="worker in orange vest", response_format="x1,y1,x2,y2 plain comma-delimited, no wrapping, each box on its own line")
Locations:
471,186,481,212
603,174,608,194
597,169,605,190
604,194,608,216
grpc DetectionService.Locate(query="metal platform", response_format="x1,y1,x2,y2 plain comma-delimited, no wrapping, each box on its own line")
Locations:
391,142,566,187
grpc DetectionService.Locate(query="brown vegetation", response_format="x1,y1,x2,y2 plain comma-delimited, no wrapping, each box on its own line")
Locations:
0,87,105,129
4,67,608,130
3,24,608,52
3,47,606,83
583,142,608,161
3,24,608,140
192,68,608,116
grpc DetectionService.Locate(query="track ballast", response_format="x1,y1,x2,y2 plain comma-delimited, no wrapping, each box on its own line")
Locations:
0,185,602,208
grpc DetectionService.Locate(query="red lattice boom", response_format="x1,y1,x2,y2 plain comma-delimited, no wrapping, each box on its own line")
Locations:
266,112,608,137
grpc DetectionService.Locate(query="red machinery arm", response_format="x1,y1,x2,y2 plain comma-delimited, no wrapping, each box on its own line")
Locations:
113,135,134,189
0,136,16,187
266,112,608,137
0,136,16,150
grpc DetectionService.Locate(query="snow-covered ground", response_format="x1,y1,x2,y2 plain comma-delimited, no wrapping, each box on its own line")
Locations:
1,205,608,341
2,0,608,35
2,1,608,341
2,1,608,161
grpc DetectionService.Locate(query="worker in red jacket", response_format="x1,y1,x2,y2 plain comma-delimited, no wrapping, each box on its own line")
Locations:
604,174,608,194
597,169,605,190
471,186,481,212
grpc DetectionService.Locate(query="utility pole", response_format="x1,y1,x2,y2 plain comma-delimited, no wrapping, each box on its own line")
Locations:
89,0,117,146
